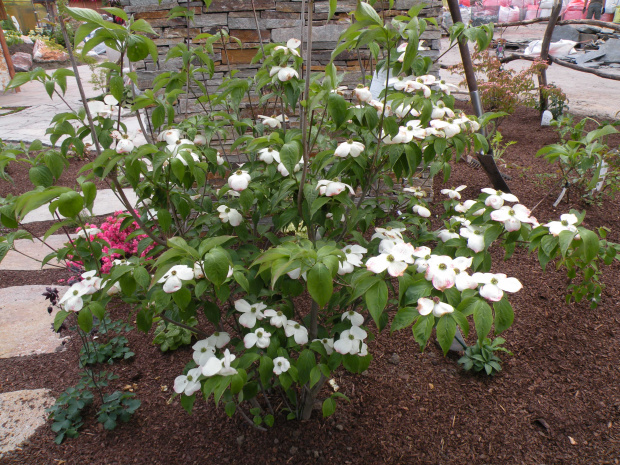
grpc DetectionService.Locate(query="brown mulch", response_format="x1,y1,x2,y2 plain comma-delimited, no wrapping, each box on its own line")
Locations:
1,106,620,464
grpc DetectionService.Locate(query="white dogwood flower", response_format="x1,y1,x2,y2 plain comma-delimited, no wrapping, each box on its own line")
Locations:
491,204,537,231
58,282,89,312
270,66,299,82
545,213,579,237
472,272,523,301
335,140,365,158
206,331,231,349
273,356,291,375
341,310,364,327
425,255,456,291
436,80,459,95
371,226,405,241
460,224,486,253
316,180,355,197
354,86,372,103
417,297,455,317
366,241,414,277
192,339,216,366
334,326,367,355
258,114,287,128
273,38,301,56
284,320,308,345
431,101,455,120
228,170,251,191
481,188,519,209
174,367,202,396
315,337,335,355
158,265,194,293
235,299,266,328
441,185,466,200
264,309,288,328
77,227,101,238
81,270,102,295
412,246,432,273
452,257,478,291
217,205,243,227
412,204,431,218
258,147,279,164
202,349,237,377
338,244,367,275
244,328,272,349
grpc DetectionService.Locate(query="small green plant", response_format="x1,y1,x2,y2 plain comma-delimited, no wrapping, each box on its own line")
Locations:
4,30,23,47
489,130,516,162
458,337,512,375
47,384,94,444
538,84,569,120
97,391,141,430
79,317,134,365
153,317,197,352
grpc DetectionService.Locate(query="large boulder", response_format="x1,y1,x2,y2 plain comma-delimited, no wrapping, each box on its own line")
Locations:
11,52,33,72
32,39,69,63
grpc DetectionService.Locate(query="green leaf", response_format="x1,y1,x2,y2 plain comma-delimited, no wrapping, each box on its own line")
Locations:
307,263,332,307
279,142,300,179
473,299,493,341
81,182,97,210
259,356,274,386
54,310,70,332
77,306,93,333
180,393,195,414
493,298,514,334
327,93,347,128
109,75,124,104
172,287,191,309
29,165,54,188
130,19,157,35
203,247,230,286
102,6,128,21
412,315,433,350
322,398,336,418
296,349,315,385
365,280,388,330
578,228,599,264
436,315,457,355
391,307,419,332
56,191,84,218
89,302,105,321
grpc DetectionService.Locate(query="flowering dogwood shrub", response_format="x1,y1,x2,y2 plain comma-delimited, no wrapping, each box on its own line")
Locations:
2,2,618,432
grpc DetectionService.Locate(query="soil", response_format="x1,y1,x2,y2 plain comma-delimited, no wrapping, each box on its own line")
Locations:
1,106,620,464
7,43,34,56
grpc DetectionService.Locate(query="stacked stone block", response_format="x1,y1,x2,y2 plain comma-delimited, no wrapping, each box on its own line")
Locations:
124,0,442,114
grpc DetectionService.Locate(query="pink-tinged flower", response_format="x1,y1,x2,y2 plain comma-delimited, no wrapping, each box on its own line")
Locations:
158,128,182,145
258,147,279,164
284,320,308,345
264,309,287,328
441,185,466,200
544,213,579,237
412,204,431,218
258,114,287,128
481,188,519,209
273,38,301,56
369,99,392,116
217,205,243,227
81,270,102,294
114,132,135,154
173,367,202,395
417,297,454,317
459,225,486,253
158,265,194,293
472,272,523,301
206,331,230,348
338,244,367,275
270,66,299,82
354,86,372,103
425,255,456,291
403,186,426,198
228,170,251,191
455,199,484,216
316,180,354,197
394,103,420,119
452,257,478,291
437,229,459,242
192,339,216,366
412,246,432,273
453,113,481,132
58,282,89,312
235,299,266,328
490,204,536,232
334,326,367,355
193,134,207,145
417,75,436,85
273,356,291,375
335,140,365,158
244,328,272,349
277,161,301,177
202,349,237,377
341,310,364,327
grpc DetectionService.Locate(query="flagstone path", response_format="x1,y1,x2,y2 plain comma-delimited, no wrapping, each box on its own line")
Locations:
0,235,72,271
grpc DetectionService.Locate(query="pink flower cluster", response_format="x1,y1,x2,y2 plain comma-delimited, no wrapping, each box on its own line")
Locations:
76,210,153,274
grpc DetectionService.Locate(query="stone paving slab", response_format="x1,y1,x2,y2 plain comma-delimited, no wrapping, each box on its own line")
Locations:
0,285,69,359
22,188,138,224
0,389,54,456
0,235,74,271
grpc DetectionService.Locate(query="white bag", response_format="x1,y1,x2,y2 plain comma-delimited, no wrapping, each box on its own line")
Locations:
498,5,512,21
605,0,620,14
524,39,577,56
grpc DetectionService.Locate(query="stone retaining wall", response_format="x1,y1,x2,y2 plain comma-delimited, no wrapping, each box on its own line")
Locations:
123,0,442,114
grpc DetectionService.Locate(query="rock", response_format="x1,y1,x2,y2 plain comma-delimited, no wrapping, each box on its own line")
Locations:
551,25,580,42
335,424,344,431
600,39,620,64
0,234,74,271
236,435,244,446
289,446,298,455
313,451,320,458
21,35,34,45
0,389,55,455
11,52,32,72
388,353,400,365
0,285,69,358
577,26,601,34
33,39,69,63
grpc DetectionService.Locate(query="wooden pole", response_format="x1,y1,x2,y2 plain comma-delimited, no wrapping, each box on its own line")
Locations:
537,0,563,112
446,0,511,193
0,25,20,92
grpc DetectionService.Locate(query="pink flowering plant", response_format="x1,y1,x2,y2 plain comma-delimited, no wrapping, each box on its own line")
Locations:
1,2,618,434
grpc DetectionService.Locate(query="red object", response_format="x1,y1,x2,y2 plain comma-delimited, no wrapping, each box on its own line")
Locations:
460,0,471,6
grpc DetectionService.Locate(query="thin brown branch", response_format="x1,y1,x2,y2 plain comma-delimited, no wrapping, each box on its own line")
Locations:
494,17,620,33
500,53,620,81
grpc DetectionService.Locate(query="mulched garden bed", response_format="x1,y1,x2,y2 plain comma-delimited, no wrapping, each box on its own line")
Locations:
1,105,620,464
